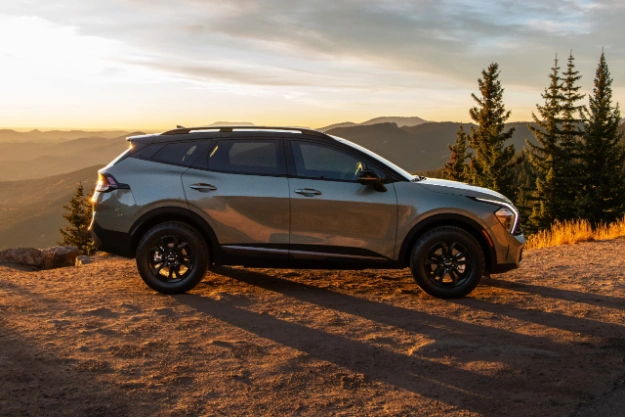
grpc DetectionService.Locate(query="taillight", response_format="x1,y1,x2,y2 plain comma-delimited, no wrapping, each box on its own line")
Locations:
96,173,130,193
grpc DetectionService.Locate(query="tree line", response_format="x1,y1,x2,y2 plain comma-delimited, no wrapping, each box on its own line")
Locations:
443,51,624,233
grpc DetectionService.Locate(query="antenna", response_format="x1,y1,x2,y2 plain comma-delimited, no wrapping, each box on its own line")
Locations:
176,125,186,129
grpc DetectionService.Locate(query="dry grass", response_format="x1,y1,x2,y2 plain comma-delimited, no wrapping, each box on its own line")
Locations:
526,216,625,250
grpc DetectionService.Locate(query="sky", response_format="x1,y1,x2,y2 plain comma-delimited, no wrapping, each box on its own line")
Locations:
1,0,623,130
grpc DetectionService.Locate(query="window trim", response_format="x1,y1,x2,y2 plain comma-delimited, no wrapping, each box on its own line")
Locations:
204,138,288,177
286,139,392,183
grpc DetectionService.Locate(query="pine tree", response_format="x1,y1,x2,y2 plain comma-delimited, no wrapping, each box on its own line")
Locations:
444,124,470,182
577,52,625,224
466,63,517,199
559,51,585,214
525,56,564,231
59,183,96,255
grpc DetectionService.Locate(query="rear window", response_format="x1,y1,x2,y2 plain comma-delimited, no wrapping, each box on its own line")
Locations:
208,140,285,175
151,142,201,167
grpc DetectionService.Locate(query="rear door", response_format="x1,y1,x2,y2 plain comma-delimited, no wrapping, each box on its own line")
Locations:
182,139,290,262
287,140,398,262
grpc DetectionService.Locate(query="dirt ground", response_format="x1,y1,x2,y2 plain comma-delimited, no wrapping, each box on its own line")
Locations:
0,240,624,417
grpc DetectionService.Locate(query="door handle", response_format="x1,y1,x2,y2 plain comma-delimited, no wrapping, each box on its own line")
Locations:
189,183,218,192
294,188,322,196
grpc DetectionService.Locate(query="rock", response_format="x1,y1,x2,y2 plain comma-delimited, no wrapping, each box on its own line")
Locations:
41,246,81,269
0,248,44,268
0,246,81,270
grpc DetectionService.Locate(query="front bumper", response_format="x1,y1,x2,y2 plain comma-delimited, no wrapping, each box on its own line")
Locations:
490,231,525,274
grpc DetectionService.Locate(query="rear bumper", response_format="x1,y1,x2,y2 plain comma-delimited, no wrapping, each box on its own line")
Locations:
90,221,134,258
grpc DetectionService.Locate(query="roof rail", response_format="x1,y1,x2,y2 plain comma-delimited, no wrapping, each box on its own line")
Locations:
161,125,328,137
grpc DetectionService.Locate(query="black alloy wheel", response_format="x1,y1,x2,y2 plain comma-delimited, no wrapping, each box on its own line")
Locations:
136,221,209,294
410,226,485,299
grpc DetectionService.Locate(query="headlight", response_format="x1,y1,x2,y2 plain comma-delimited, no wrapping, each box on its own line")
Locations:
495,207,515,233
475,198,519,234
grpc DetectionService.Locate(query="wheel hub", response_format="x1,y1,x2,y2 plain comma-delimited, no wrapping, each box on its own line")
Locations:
148,235,194,282
425,241,470,288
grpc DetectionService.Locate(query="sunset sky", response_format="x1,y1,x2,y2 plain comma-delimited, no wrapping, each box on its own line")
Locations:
1,0,623,130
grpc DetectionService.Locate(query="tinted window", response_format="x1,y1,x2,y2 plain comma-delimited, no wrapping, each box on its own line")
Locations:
151,142,200,166
291,142,367,181
131,143,165,160
208,140,285,175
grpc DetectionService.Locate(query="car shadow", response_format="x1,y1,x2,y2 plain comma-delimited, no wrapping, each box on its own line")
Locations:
483,279,625,310
174,266,622,416
178,292,506,416
0,323,132,416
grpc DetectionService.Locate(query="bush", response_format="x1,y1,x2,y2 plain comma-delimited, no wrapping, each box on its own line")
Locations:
526,216,625,250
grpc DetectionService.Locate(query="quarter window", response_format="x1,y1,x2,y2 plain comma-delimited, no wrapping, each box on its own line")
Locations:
291,142,369,181
208,140,285,176
151,142,201,166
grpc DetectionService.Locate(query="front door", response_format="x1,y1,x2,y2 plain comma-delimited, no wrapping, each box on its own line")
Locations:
182,139,290,263
287,140,398,263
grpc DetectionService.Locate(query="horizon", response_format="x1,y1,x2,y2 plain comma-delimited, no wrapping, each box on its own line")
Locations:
1,1,624,130
0,116,597,134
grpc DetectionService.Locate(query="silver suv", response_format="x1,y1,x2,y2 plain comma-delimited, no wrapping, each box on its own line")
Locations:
90,126,524,298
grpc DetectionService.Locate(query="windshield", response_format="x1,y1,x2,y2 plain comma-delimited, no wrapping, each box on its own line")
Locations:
330,135,415,181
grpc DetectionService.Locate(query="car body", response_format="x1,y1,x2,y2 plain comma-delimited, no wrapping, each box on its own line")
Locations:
90,126,525,298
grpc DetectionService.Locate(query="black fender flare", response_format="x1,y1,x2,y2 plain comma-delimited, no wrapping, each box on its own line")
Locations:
129,207,221,261
398,213,496,272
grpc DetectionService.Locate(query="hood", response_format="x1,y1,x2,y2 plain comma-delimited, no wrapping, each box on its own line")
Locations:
417,178,512,204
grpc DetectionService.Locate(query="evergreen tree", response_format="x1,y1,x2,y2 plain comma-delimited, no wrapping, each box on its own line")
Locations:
559,51,585,213
466,63,517,199
525,56,564,231
59,183,96,255
577,52,625,224
444,124,470,182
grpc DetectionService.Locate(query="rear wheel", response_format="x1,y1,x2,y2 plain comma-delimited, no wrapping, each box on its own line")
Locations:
136,221,209,294
409,226,485,298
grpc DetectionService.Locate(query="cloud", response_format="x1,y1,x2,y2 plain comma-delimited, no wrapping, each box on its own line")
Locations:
1,0,624,127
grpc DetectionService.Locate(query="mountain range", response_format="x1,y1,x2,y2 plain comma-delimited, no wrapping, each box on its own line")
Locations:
0,132,142,181
318,116,427,132
326,121,538,172
0,165,101,250
0,129,131,143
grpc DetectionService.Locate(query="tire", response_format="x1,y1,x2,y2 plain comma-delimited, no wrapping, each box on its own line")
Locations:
136,221,209,294
409,226,485,299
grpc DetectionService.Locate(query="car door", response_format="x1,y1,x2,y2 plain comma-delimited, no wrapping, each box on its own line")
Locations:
287,140,398,262
182,139,290,262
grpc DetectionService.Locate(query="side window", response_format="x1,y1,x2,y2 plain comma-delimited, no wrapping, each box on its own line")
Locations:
208,140,285,176
151,142,201,167
291,142,368,181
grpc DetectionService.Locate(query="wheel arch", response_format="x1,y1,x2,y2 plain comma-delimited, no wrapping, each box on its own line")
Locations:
398,214,496,273
129,207,220,261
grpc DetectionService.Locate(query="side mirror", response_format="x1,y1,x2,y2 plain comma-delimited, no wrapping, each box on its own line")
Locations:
357,169,387,192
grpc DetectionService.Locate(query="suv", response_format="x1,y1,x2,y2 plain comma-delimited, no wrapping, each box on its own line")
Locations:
90,126,524,298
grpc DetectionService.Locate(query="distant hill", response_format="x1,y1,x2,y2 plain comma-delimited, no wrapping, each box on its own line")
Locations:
0,132,143,181
318,116,427,132
317,122,358,131
0,166,101,250
361,116,427,127
0,129,131,143
328,122,539,172
205,122,255,127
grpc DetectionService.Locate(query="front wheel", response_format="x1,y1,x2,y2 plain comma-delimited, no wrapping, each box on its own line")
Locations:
409,226,485,299
136,221,209,294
